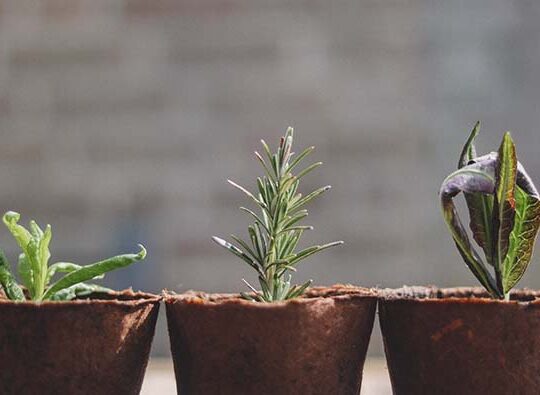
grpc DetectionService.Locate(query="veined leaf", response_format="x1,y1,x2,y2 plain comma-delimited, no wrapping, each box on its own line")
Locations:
42,245,146,300
441,195,501,297
494,132,517,287
0,250,25,301
502,186,540,293
465,193,495,265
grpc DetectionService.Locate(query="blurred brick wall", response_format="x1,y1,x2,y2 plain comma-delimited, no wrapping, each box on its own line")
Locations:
1,1,540,355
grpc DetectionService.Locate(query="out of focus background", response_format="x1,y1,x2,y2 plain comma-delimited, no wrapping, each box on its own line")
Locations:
1,0,540,375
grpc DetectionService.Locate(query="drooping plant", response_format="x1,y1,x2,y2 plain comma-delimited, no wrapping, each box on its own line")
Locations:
440,122,540,300
212,127,343,302
0,211,146,302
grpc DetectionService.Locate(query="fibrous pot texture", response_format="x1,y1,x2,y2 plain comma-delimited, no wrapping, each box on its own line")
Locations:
0,289,160,395
379,286,540,395
165,284,377,395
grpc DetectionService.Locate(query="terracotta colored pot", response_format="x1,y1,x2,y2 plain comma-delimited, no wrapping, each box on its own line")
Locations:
165,285,377,395
0,289,161,395
379,286,540,395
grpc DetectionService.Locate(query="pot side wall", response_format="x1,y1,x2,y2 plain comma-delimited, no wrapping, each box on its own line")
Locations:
166,287,377,395
0,292,160,395
379,288,540,395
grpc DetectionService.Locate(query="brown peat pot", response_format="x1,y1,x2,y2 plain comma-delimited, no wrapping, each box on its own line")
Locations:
379,286,540,395
0,289,161,395
165,284,377,395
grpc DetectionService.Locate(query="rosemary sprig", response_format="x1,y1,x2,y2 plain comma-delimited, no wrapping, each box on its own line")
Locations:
213,127,343,302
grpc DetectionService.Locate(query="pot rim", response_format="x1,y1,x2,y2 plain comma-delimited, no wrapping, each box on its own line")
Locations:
0,288,161,308
164,284,377,306
379,285,540,305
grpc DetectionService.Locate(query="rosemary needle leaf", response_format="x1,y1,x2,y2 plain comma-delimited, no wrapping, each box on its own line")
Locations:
213,128,342,302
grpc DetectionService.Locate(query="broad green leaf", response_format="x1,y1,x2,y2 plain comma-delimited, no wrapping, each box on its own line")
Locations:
47,262,105,283
49,283,112,301
0,250,25,301
17,253,33,295
502,186,540,293
494,132,517,283
38,225,52,272
3,212,31,253
42,245,146,300
29,220,43,239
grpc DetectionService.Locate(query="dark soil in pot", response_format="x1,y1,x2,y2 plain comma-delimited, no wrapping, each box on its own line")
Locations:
379,286,540,395
165,284,377,395
0,289,160,395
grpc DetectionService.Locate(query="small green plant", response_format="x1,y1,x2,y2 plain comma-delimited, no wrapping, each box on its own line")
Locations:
0,211,146,302
212,127,343,302
440,122,540,300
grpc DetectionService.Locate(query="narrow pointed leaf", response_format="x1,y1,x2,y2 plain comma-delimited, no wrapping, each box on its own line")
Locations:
458,121,480,168
288,146,315,173
295,162,322,180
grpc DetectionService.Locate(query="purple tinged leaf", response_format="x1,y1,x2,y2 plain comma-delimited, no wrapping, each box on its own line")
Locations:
457,123,496,265
440,165,500,297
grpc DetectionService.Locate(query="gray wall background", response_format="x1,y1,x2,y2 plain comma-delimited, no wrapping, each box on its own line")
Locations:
1,0,540,355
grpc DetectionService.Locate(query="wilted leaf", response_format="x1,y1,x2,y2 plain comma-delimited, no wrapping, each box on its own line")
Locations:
440,166,501,297
457,123,496,265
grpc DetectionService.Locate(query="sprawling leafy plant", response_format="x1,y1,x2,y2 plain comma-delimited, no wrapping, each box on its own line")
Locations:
440,122,540,300
212,127,343,302
0,211,146,302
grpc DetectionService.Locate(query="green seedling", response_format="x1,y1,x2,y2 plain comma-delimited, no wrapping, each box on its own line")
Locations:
440,123,540,299
0,211,146,302
213,127,343,302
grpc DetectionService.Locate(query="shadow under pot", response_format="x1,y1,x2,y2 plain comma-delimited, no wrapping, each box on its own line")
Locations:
165,285,377,395
0,290,161,395
379,286,540,395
